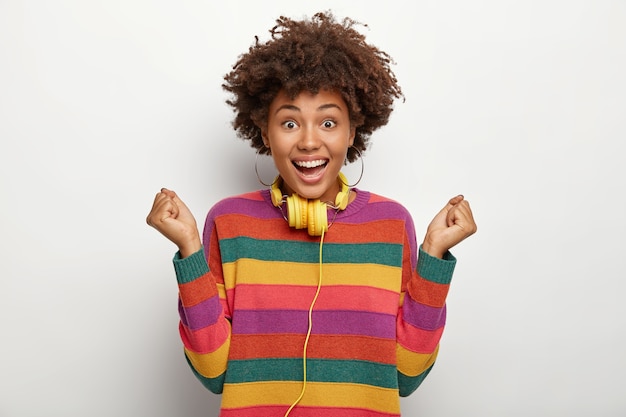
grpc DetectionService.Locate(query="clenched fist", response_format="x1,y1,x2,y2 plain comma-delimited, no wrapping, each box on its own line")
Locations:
422,195,477,259
146,188,202,258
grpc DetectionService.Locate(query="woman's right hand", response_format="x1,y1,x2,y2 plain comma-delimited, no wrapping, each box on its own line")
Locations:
146,188,202,258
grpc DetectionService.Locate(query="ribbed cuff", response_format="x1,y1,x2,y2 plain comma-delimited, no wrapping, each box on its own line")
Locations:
173,247,209,284
417,245,456,285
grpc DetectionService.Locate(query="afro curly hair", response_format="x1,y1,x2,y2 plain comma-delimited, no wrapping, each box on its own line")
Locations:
222,11,404,162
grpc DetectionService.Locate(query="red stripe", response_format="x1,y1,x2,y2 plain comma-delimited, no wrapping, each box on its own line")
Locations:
321,220,405,244
229,333,397,364
178,273,218,307
215,215,296,240
215,213,407,244
407,275,450,307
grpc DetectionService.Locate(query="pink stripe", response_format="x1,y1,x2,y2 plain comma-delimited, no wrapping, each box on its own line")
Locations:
221,405,399,417
178,320,229,354
397,308,444,352
233,284,399,315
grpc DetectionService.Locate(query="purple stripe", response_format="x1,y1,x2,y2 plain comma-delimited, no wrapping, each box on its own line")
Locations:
206,190,413,228
209,193,279,220
343,201,411,224
208,191,413,227
403,297,446,330
178,295,222,330
232,309,396,339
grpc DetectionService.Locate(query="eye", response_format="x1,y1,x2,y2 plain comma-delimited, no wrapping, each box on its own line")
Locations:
282,120,298,129
322,119,336,129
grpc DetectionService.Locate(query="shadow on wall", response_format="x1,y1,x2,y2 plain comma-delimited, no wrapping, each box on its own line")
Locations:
163,350,223,417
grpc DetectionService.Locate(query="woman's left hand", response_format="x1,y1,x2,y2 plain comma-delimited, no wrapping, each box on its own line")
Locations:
422,195,477,258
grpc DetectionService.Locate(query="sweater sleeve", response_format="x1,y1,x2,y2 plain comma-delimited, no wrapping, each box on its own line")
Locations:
172,222,232,394
396,240,456,397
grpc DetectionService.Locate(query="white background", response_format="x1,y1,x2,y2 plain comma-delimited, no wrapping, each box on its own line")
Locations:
1,1,625,416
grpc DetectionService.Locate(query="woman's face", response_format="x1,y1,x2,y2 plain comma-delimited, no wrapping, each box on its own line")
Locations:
262,89,355,204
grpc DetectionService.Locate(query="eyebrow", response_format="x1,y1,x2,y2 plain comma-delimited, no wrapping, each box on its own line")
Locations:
273,103,343,115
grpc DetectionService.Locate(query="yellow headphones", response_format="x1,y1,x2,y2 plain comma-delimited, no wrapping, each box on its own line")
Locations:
270,173,350,236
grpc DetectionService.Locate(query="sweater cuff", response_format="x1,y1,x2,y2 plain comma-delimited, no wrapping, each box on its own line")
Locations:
417,245,456,285
173,247,209,284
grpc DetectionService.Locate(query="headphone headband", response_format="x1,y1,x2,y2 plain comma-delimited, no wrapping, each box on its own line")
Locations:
270,173,350,235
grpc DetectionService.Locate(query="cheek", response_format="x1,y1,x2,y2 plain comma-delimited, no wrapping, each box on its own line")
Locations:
269,148,291,168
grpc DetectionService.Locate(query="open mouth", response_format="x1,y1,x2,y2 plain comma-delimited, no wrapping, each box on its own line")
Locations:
293,159,328,177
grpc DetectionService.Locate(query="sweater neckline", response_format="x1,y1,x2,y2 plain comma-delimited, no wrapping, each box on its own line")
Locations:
259,187,369,219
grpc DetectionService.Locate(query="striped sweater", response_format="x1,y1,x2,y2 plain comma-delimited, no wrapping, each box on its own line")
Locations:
172,188,456,416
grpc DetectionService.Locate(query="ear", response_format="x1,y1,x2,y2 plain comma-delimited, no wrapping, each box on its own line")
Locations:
261,129,270,149
348,126,356,147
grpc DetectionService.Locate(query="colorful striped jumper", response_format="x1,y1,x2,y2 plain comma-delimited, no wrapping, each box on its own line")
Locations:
172,188,457,416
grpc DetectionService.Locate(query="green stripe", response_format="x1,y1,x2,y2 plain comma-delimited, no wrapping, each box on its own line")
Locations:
397,364,434,397
173,248,210,284
225,358,398,389
220,237,403,267
185,352,225,394
416,246,457,284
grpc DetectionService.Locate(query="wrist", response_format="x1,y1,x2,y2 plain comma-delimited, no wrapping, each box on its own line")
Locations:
178,237,202,259
421,239,445,259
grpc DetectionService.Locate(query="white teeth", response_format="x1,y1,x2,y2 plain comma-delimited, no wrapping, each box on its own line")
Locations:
294,160,326,168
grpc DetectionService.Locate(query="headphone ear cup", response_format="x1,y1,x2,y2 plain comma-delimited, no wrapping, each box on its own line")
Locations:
308,199,328,236
270,176,284,207
285,195,328,236
287,194,308,230
335,172,350,210
273,174,348,236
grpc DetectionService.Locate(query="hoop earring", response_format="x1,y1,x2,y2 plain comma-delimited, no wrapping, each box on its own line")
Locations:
255,149,276,187
342,147,364,187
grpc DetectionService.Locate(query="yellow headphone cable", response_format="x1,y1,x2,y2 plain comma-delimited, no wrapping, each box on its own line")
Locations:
284,229,326,416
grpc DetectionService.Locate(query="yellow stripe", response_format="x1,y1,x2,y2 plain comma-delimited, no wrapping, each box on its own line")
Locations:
216,281,226,297
396,344,439,377
221,381,400,413
184,333,231,378
223,259,401,291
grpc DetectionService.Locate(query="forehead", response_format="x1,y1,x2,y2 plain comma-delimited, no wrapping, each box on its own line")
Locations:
269,89,349,113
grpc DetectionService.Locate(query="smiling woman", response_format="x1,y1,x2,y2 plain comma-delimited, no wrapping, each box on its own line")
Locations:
3,1,625,416
261,89,355,204
146,10,476,417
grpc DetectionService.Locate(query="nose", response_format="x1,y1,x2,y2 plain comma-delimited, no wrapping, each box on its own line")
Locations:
298,126,321,151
